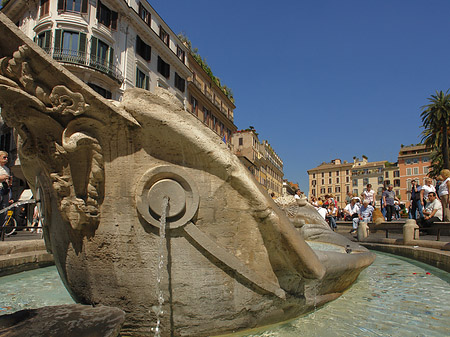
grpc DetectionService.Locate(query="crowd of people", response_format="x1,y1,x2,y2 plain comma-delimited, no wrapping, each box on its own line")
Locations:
408,169,450,229
308,184,378,233
306,170,450,233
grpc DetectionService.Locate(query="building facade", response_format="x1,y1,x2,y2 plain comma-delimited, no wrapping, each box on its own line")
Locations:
307,159,353,208
2,0,192,102
232,130,284,197
351,157,386,205
398,144,432,206
186,52,236,146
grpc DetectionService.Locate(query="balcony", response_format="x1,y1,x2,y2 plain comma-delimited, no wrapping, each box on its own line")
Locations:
44,48,124,84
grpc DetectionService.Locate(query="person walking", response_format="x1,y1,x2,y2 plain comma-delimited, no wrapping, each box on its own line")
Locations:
409,180,423,219
382,184,399,221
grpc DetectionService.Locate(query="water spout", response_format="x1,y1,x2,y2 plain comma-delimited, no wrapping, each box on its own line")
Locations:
152,196,169,337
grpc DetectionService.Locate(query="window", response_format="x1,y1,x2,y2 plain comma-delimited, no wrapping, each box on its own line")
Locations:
157,56,170,78
97,0,118,30
336,177,339,184
321,172,324,178
321,179,324,185
413,158,419,164
136,68,149,90
423,157,429,163
423,166,429,174
353,179,358,187
177,45,185,63
363,178,369,185
328,178,332,184
346,185,350,193
138,2,151,26
335,186,340,193
406,159,412,165
346,170,349,175
174,72,185,92
90,37,113,68
329,172,332,177
202,107,210,125
88,83,112,99
385,172,389,178
394,171,400,177
378,176,383,184
406,179,412,190
313,173,316,179
36,30,51,50
353,189,358,195
312,180,316,186
136,36,151,62
337,195,340,202
54,29,87,57
159,26,169,46
40,0,50,17
190,96,198,115
336,171,339,176
238,137,243,146
394,179,400,187
413,167,419,175
312,189,316,196
346,176,349,183
406,168,411,176
58,0,88,13
320,188,326,194
384,180,390,186
328,187,332,193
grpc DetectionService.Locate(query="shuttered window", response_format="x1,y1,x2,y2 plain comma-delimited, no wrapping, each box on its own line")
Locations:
54,29,87,55
36,30,51,50
57,0,88,13
97,0,118,30
136,36,151,62
157,56,170,78
174,73,185,93
40,0,50,18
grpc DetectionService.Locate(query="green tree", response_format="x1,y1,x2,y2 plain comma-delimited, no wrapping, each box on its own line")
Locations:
421,90,450,175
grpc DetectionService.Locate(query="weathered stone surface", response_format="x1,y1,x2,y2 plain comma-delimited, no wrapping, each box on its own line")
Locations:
0,304,125,337
0,13,375,337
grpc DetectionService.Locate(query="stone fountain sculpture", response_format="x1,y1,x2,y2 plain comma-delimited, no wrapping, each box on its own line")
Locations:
0,13,375,336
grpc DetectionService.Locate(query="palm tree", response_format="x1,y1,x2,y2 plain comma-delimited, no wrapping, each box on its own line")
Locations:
421,90,450,171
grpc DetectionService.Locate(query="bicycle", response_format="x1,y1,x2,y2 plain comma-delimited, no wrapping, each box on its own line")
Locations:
1,209,17,237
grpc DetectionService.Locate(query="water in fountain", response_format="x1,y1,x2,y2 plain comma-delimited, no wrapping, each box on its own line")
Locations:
152,196,169,337
0,252,448,336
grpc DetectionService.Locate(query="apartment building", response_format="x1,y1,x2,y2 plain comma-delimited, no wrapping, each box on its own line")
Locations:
350,157,386,204
307,159,353,208
2,0,191,101
186,52,237,146
398,144,432,205
232,130,284,197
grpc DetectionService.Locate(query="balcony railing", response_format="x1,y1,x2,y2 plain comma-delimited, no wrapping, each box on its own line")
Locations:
43,48,124,84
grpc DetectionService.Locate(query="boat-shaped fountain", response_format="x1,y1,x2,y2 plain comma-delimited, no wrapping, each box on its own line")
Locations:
0,13,374,336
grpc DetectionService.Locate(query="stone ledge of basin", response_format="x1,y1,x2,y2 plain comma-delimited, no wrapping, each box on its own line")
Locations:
360,237,450,251
0,239,47,255
359,242,450,273
0,250,54,277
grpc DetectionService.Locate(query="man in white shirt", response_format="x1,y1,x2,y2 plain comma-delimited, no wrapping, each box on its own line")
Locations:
420,192,442,228
344,197,360,234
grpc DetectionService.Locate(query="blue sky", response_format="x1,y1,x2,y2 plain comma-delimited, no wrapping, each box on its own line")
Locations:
50,1,450,193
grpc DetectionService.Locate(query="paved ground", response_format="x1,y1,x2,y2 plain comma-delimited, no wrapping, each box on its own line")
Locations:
1,230,43,242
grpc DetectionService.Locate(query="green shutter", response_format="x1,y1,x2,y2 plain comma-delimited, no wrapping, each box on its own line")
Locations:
111,11,118,30
90,37,98,56
78,33,86,53
44,30,51,49
54,29,62,51
57,0,64,11
109,47,114,66
81,0,88,14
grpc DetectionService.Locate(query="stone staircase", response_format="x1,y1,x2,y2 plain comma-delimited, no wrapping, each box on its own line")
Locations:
0,239,54,276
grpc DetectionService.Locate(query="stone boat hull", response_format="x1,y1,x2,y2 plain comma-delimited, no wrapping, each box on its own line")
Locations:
0,13,374,336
